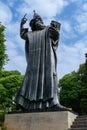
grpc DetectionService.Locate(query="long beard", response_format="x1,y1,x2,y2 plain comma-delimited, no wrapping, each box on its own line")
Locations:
35,21,46,30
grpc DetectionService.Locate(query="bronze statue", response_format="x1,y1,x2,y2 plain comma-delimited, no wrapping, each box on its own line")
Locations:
15,11,66,111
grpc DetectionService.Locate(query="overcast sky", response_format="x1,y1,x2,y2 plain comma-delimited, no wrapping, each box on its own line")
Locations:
0,0,87,79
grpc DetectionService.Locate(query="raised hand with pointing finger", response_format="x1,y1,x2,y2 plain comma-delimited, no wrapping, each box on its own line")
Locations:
21,13,27,25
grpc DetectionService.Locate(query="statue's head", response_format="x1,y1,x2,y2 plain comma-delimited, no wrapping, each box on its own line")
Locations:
29,11,46,31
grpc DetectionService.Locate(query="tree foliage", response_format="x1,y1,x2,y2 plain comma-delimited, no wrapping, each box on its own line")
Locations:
59,54,87,114
0,23,8,70
0,70,23,111
77,54,87,114
59,73,82,114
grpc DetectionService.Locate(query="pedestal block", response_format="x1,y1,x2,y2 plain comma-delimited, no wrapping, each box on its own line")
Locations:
4,111,77,130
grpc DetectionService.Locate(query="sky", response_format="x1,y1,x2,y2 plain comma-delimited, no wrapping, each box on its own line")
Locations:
0,0,87,79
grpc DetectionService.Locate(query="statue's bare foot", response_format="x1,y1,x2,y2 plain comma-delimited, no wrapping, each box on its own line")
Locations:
50,104,68,111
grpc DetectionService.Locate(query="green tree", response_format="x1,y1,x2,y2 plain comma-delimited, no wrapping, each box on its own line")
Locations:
77,54,87,114
59,72,82,114
0,70,23,111
59,53,87,114
0,23,8,70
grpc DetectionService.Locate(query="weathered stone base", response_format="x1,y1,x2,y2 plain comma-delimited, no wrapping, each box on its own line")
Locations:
4,111,77,130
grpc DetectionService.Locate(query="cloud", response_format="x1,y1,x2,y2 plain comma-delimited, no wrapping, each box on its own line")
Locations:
5,55,26,74
82,2,87,11
5,40,26,74
6,22,19,36
60,20,76,39
6,0,15,7
76,22,87,34
4,21,26,74
67,0,82,3
73,2,87,34
0,1,12,25
58,38,87,79
17,0,68,18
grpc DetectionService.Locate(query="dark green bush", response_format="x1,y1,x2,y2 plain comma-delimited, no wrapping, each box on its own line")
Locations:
0,111,5,126
80,98,87,114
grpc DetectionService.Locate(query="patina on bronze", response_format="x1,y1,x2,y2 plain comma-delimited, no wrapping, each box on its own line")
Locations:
15,11,66,111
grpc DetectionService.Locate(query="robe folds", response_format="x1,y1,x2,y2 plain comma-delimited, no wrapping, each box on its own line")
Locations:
15,27,59,110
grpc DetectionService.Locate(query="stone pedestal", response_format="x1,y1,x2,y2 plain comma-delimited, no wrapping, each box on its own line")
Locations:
4,111,77,130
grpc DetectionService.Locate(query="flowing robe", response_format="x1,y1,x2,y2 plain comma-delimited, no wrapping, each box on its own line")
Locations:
15,26,59,110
